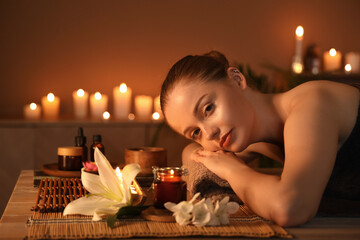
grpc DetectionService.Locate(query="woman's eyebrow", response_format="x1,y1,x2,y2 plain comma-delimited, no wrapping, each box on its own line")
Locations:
183,94,208,136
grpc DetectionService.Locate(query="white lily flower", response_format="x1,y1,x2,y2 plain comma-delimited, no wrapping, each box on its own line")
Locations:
63,148,141,221
214,196,240,225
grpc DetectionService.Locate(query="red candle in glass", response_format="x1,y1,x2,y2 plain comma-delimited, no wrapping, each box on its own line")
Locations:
153,167,188,208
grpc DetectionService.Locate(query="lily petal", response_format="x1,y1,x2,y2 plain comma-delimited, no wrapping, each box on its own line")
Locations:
94,148,123,200
121,163,141,203
81,168,107,195
226,202,240,214
63,195,118,216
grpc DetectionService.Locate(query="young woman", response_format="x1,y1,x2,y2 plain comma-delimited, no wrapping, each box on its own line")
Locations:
160,51,360,227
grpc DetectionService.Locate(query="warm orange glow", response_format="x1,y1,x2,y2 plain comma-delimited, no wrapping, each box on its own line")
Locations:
329,48,337,56
30,103,37,110
47,93,55,102
119,83,127,93
77,89,85,97
152,112,160,120
103,111,110,120
292,62,303,74
295,26,304,37
128,113,135,121
170,169,174,175
95,92,102,100
345,64,352,72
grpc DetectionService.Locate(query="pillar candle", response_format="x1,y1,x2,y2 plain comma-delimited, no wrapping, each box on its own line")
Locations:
72,89,89,119
41,93,60,120
24,103,41,120
113,83,132,120
135,95,152,121
292,26,304,74
345,52,360,73
90,92,108,120
323,48,342,72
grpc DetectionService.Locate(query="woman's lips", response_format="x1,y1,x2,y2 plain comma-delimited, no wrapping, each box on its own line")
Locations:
220,129,233,148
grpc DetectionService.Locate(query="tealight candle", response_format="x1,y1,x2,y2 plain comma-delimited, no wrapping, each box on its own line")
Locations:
153,95,164,120
345,52,360,73
72,89,89,119
135,95,152,121
41,93,60,120
90,92,108,120
103,111,111,121
24,103,41,120
152,167,188,208
113,83,132,120
323,48,342,72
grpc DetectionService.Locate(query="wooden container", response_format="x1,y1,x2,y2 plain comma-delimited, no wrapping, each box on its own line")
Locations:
125,147,167,176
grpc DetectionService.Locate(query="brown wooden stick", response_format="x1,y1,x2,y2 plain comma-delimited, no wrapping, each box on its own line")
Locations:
39,179,48,213
52,180,58,212
46,179,53,212
63,179,70,206
34,179,44,211
58,179,63,211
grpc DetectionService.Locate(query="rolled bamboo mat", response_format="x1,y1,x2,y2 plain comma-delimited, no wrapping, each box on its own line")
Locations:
27,205,292,239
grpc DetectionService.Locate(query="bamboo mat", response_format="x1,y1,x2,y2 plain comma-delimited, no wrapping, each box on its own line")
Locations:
28,178,292,239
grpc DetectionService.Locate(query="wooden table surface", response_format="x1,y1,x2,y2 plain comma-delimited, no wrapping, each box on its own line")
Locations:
1,170,360,240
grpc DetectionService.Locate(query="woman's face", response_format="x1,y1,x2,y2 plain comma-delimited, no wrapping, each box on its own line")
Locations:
164,76,256,152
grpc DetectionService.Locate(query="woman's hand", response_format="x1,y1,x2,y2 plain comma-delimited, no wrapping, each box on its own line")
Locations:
191,149,246,180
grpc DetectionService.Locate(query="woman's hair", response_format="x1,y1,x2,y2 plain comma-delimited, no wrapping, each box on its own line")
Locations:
160,51,229,114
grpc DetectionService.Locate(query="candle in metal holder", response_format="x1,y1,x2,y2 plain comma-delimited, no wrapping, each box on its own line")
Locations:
152,166,188,208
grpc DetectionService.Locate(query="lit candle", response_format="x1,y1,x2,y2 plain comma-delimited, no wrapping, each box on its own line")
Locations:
153,167,187,208
24,102,41,120
152,112,160,121
41,93,60,120
72,89,89,119
345,52,360,73
135,95,152,121
345,64,352,74
103,111,111,121
323,48,342,72
90,92,108,120
292,25,304,74
113,83,132,120
128,113,135,121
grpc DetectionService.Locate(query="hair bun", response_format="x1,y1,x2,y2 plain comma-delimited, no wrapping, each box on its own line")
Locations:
203,51,229,68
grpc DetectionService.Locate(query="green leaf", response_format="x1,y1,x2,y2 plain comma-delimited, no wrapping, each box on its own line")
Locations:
107,214,118,228
116,205,150,218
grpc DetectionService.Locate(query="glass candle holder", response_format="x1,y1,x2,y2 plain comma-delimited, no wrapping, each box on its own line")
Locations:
152,166,188,208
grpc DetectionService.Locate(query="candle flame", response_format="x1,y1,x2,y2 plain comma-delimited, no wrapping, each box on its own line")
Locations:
77,89,85,97
345,64,352,72
329,48,337,56
47,93,55,102
295,26,304,37
152,112,160,120
170,169,174,175
128,113,135,121
95,92,102,100
30,103,37,110
119,83,127,93
115,167,122,179
103,111,110,120
292,62,303,74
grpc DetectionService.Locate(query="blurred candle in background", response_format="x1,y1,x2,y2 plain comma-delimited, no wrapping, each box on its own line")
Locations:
135,95,152,121
345,52,360,73
113,83,132,120
153,95,163,120
72,89,89,119
292,25,304,74
323,48,342,72
103,111,111,121
24,102,41,120
90,92,108,120
41,93,60,120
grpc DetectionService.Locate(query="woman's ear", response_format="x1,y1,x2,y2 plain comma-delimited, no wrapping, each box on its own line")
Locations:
227,67,247,90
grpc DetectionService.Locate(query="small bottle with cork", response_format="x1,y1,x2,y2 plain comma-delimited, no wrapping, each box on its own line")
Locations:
90,134,105,162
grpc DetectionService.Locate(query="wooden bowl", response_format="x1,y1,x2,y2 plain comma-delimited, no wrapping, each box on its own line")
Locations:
125,147,167,176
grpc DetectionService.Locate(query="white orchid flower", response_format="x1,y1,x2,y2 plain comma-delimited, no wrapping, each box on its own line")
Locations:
164,192,200,226
191,199,211,227
63,148,141,221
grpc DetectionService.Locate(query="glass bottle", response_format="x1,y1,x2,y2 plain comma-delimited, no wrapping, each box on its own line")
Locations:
90,134,105,162
75,127,88,163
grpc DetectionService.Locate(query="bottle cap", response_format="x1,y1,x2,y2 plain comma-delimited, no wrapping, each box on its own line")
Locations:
75,127,87,146
93,134,102,142
58,146,83,156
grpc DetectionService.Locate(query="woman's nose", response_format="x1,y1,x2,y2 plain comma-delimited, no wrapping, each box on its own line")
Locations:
203,126,220,140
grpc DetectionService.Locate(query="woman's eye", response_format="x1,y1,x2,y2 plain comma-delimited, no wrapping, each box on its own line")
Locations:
191,128,201,140
204,104,214,117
